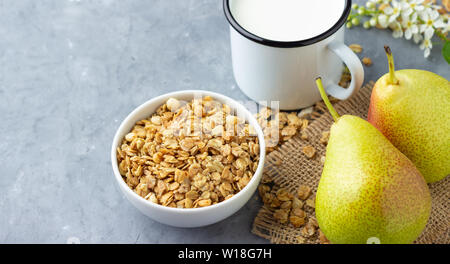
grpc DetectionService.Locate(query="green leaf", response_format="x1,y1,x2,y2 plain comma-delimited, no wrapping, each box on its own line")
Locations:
443,41,450,64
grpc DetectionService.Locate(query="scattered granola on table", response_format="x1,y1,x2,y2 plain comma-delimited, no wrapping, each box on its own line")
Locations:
116,96,260,208
255,108,305,154
255,97,339,155
257,182,322,242
302,145,316,159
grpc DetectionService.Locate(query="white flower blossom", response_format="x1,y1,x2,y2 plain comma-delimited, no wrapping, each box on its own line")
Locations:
350,0,448,60
419,9,446,40
402,0,425,17
390,21,404,38
384,0,404,23
420,37,432,58
378,14,389,28
422,0,441,11
378,0,404,28
402,12,419,40
442,19,450,34
369,16,378,27
413,33,423,44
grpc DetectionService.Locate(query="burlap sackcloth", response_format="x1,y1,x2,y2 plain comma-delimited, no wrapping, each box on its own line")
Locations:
252,82,450,244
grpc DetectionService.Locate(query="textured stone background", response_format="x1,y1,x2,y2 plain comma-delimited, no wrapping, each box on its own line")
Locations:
0,0,448,243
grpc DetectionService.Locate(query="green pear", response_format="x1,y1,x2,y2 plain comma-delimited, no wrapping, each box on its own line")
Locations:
314,78,431,244
368,46,450,183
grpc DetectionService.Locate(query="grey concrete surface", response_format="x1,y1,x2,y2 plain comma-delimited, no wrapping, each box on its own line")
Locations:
0,0,448,243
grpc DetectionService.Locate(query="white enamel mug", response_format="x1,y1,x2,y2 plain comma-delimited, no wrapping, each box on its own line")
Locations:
224,0,364,110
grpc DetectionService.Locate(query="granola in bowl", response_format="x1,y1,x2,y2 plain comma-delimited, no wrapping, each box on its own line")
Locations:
116,96,260,209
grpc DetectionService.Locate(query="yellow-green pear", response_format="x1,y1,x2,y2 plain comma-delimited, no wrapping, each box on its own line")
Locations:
315,78,431,244
368,46,450,183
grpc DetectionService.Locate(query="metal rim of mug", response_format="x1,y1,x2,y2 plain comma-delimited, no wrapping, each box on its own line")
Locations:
223,0,352,48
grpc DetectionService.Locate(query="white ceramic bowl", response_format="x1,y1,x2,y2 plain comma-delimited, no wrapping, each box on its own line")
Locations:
111,90,266,227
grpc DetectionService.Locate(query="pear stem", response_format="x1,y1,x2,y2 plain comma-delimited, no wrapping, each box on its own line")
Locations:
384,45,399,85
315,77,340,122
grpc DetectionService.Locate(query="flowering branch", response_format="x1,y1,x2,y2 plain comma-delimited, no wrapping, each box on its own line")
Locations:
347,0,449,63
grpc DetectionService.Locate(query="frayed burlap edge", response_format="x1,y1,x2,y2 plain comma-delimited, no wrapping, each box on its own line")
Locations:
252,82,450,244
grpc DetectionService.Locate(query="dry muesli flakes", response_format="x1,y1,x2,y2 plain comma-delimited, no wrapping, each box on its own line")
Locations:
292,197,304,209
302,145,316,159
291,207,305,218
301,119,309,130
301,222,316,238
273,209,289,224
340,71,351,82
306,197,315,209
296,236,306,244
349,44,363,53
281,125,297,137
280,200,292,209
256,107,309,154
258,183,321,240
198,199,212,207
270,197,281,208
116,96,260,208
289,215,306,228
337,67,352,88
276,188,293,202
308,217,319,228
262,193,275,205
258,184,270,197
362,57,373,66
320,131,330,145
318,229,330,244
297,185,311,200
300,131,308,140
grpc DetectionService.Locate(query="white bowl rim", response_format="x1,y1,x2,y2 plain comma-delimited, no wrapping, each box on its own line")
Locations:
111,90,266,214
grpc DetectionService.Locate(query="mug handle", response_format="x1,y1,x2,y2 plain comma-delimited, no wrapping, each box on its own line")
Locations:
325,41,364,100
